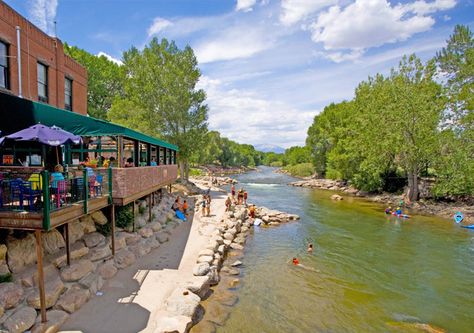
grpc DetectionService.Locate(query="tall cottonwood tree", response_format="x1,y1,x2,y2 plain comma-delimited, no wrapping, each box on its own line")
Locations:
109,38,208,181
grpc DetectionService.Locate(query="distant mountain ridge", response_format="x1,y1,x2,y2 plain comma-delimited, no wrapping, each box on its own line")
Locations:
254,144,285,154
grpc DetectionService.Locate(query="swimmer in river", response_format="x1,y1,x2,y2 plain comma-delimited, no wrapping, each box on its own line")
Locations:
307,243,313,253
288,257,317,272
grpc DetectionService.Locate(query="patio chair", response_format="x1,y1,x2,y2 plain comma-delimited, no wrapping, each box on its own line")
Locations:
10,179,24,209
72,177,84,201
55,180,68,208
88,175,96,198
20,181,42,211
95,174,103,196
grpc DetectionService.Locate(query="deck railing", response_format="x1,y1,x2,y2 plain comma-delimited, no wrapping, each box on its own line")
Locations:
0,167,112,229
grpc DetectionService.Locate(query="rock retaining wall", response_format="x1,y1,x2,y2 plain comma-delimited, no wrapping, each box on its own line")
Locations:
0,192,189,333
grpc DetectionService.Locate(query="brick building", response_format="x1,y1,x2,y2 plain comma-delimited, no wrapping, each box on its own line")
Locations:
0,1,87,115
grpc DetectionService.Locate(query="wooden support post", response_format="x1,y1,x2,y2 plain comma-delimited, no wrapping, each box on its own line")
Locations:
132,201,135,232
64,224,70,266
35,230,47,323
148,195,152,222
111,205,116,256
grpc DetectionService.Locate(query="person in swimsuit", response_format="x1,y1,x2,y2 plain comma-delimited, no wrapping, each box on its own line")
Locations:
307,243,313,253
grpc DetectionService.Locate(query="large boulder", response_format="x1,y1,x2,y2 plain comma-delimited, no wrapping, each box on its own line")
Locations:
197,256,214,264
87,244,112,262
193,262,210,276
0,283,24,309
41,230,65,255
54,286,90,313
113,233,127,251
68,220,84,244
114,249,136,269
144,237,160,250
60,259,94,282
207,266,220,286
129,240,152,257
15,264,58,288
152,316,193,333
230,243,244,250
31,309,69,333
331,194,343,201
138,227,154,238
27,277,65,309
98,262,118,280
91,210,108,225
83,232,105,248
165,288,201,317
198,249,215,257
6,234,37,273
49,241,89,268
123,233,141,246
3,306,36,333
80,215,96,233
78,272,103,295
149,222,162,232
185,276,210,299
155,231,169,244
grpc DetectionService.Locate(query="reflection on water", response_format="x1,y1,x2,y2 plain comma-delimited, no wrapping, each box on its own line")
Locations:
212,167,474,333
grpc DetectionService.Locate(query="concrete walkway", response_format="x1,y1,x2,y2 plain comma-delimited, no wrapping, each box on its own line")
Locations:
60,190,227,333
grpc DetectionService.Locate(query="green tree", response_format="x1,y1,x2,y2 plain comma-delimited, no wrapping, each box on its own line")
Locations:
64,43,124,119
353,55,444,200
109,38,208,181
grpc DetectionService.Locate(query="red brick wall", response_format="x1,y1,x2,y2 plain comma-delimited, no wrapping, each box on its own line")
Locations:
112,165,178,199
0,2,87,115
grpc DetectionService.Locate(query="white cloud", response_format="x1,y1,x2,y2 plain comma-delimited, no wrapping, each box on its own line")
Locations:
28,0,58,36
310,0,457,61
236,0,257,12
279,0,337,26
194,25,275,63
198,76,315,147
147,17,172,37
405,0,457,15
97,52,123,65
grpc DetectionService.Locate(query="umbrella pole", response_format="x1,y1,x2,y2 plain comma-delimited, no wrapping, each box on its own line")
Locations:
55,146,59,165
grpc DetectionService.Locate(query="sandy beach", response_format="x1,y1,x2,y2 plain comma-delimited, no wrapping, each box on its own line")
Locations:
59,189,227,333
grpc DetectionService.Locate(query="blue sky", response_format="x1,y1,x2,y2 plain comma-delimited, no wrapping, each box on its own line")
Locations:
6,0,474,148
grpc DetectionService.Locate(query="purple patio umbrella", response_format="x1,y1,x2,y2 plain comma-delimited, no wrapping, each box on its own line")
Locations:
0,124,82,164
0,124,81,146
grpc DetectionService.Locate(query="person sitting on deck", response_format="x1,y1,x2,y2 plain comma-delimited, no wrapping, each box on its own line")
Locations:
50,165,65,201
124,158,134,168
151,158,157,166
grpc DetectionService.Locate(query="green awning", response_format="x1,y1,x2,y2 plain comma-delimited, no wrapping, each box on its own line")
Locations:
0,92,178,151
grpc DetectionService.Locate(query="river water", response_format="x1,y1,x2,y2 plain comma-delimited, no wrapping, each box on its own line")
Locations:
214,166,473,333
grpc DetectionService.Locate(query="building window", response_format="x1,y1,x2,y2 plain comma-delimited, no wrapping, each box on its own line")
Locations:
0,42,9,90
37,62,48,103
65,77,72,111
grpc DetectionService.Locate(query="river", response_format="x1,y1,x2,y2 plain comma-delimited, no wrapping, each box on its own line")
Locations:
212,166,473,333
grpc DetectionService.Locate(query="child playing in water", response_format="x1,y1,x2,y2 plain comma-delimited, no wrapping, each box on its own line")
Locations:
307,243,313,253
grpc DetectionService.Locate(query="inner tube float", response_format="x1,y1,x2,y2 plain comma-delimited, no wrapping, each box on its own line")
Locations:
461,225,474,229
391,212,410,219
175,210,187,221
454,212,464,224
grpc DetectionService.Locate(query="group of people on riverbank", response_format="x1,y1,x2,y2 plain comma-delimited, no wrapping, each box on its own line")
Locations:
171,196,188,215
231,184,248,205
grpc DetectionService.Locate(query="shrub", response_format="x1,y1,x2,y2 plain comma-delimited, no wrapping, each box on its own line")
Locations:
116,204,134,229
0,273,12,283
138,205,146,215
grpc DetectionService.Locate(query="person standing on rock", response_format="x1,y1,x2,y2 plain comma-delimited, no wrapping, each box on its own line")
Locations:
244,190,248,206
231,184,236,199
249,204,256,218
225,196,232,212
200,195,207,216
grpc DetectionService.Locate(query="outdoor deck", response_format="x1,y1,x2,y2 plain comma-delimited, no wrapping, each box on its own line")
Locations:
111,165,178,205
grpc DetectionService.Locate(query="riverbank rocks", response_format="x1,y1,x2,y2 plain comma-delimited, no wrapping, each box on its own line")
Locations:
80,215,96,234
88,244,112,262
114,249,136,269
197,256,214,265
54,286,90,313
91,210,108,225
139,227,154,238
42,230,65,255
156,232,169,244
6,234,37,273
82,232,104,248
165,288,201,317
255,206,300,225
60,259,94,282
193,262,210,276
69,220,84,244
78,272,103,295
31,309,69,333
98,261,118,280
0,283,24,309
3,306,36,333
185,276,210,299
331,194,343,201
231,260,242,267
27,277,65,309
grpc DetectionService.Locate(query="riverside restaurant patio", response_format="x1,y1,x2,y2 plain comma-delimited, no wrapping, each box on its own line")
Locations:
0,91,179,322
